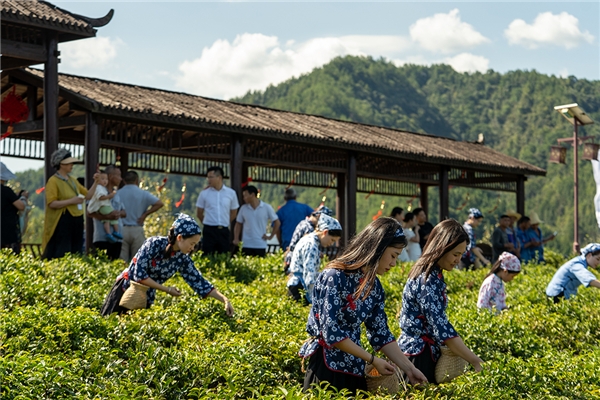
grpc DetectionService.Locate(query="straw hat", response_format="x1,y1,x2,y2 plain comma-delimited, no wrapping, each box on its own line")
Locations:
119,281,149,310
435,346,468,383
505,210,522,220
529,211,544,225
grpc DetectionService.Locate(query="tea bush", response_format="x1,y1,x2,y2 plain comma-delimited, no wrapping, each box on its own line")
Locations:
1,249,599,399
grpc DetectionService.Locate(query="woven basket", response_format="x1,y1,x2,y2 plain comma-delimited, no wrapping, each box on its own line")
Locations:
119,281,149,310
435,346,468,383
365,363,402,394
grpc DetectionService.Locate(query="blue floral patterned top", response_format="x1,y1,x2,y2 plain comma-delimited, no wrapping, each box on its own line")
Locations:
398,266,459,362
285,218,315,265
298,268,395,376
287,233,322,303
117,236,214,306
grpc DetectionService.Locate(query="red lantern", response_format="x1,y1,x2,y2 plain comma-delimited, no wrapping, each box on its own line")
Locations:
1,86,29,140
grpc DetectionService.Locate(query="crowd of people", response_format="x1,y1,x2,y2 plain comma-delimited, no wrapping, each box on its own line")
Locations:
2,150,600,395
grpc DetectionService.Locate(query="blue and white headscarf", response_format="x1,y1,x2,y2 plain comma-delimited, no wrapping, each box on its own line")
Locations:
313,205,333,217
394,226,405,238
469,208,483,219
172,213,202,236
317,214,342,231
581,243,600,256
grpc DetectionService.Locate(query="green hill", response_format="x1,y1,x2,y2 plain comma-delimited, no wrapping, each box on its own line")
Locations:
234,56,600,255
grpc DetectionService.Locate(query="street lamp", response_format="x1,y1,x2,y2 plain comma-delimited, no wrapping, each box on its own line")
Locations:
552,103,594,253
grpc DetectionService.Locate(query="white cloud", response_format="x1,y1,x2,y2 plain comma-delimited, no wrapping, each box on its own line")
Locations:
175,33,412,99
393,53,489,74
444,53,489,73
559,68,569,78
409,9,490,54
505,12,594,49
60,36,123,69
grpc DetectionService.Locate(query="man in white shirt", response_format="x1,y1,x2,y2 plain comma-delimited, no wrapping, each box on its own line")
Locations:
196,166,240,255
233,185,280,257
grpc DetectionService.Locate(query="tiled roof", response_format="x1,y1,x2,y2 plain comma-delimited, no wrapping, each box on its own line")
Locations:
1,0,95,36
25,68,545,176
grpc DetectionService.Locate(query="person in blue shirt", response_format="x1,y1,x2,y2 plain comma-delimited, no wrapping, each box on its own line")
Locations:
399,219,483,383
546,243,600,303
100,214,234,316
299,217,427,395
276,188,314,250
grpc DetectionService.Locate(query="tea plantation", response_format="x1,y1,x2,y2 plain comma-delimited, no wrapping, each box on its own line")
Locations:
1,250,599,399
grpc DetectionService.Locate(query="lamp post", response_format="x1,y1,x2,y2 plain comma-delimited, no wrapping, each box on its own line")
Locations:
552,103,594,253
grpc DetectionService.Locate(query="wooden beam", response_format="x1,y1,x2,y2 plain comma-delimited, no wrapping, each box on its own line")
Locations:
1,39,47,62
1,115,86,135
419,184,429,217
44,33,59,183
336,172,347,246
517,176,526,215
439,167,449,221
27,85,38,121
346,153,357,240
0,56,44,70
85,113,100,253
230,136,244,205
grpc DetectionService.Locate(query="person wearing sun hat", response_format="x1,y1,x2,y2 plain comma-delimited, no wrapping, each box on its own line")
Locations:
477,252,521,312
101,213,234,316
287,213,342,304
1,162,28,254
42,148,100,259
545,243,600,303
526,211,555,264
283,205,334,273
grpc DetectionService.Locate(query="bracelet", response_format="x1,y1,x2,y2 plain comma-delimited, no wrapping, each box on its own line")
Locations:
367,354,375,364
167,287,172,295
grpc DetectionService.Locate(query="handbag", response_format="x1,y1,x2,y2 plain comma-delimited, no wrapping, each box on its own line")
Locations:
365,362,404,394
434,345,468,383
118,281,149,310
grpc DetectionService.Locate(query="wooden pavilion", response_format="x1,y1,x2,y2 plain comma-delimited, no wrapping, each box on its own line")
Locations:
0,67,546,247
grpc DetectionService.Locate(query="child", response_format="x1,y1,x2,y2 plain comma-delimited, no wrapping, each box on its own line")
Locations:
477,251,521,312
299,217,427,394
546,243,600,302
87,171,122,243
398,219,483,383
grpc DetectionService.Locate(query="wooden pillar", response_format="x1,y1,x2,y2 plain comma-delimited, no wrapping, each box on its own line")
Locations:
516,176,526,215
27,86,37,121
336,172,347,245
85,113,100,253
439,167,449,221
419,183,429,215
230,136,244,205
346,153,357,240
44,32,59,183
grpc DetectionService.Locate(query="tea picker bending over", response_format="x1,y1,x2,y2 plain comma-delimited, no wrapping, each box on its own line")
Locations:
546,243,600,303
299,218,427,395
101,213,234,316
477,252,521,312
399,219,483,384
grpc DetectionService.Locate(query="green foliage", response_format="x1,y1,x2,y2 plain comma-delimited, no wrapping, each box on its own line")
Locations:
1,250,599,399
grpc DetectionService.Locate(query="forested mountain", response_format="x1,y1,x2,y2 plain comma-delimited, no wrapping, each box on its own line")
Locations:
234,56,600,255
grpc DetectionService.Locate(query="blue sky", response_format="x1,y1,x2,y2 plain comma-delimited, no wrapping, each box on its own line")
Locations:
2,1,599,172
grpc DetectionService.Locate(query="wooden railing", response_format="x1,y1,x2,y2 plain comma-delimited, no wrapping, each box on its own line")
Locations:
21,243,42,257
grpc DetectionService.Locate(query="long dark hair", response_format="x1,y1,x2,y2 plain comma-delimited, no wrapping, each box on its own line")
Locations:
163,227,199,258
328,217,407,300
408,219,469,281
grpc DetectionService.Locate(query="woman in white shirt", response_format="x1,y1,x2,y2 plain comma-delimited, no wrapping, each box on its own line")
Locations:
402,212,421,261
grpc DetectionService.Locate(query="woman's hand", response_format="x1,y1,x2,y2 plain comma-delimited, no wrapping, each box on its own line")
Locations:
472,357,484,372
72,196,85,205
372,357,397,375
223,298,234,317
405,366,428,385
166,287,181,297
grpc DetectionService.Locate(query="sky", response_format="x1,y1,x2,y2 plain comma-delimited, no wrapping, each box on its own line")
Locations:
2,1,599,172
